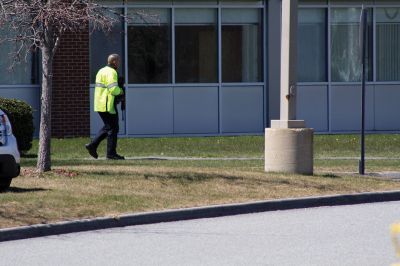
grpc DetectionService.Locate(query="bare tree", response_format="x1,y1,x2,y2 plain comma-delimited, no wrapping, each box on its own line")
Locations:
0,0,117,173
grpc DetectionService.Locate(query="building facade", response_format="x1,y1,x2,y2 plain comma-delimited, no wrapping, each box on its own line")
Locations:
1,0,400,137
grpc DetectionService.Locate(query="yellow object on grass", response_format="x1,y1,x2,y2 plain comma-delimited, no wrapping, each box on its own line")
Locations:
392,223,400,266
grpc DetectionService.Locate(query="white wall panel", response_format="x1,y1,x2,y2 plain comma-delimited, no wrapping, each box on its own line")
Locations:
375,85,400,130
174,87,218,134
126,87,173,135
221,86,263,133
330,85,374,131
297,85,328,132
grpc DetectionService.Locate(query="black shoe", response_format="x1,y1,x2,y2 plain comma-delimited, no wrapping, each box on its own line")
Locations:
85,144,98,159
107,154,125,160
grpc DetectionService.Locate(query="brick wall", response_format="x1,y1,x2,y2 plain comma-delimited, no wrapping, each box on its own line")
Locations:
52,26,90,138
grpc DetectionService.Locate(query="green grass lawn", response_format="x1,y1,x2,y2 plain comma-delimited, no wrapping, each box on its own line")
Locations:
315,134,400,158
25,136,264,160
24,134,400,160
1,134,400,229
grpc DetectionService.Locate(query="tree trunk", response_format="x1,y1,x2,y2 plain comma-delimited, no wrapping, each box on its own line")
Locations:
37,45,54,173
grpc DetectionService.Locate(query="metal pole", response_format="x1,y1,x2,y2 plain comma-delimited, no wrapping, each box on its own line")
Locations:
359,7,367,175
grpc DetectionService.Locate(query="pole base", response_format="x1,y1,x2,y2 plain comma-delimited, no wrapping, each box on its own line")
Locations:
265,127,314,175
359,160,365,175
270,120,305,129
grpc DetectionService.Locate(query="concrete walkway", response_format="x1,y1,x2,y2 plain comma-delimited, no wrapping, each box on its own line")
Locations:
86,156,400,161
317,156,400,160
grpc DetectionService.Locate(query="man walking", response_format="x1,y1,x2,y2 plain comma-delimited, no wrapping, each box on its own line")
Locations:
85,54,125,160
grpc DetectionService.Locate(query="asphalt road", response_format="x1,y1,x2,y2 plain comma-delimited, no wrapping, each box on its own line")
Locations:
1,201,400,266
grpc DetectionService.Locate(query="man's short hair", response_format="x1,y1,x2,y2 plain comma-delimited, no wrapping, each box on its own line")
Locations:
108,54,120,64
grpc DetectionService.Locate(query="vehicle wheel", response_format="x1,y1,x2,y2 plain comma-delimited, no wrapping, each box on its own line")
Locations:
0,178,12,192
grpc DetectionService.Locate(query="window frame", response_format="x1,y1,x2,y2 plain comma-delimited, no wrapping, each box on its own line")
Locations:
297,7,328,83
90,1,266,86
375,6,400,82
298,3,400,85
127,8,172,84
221,8,264,83
174,8,219,83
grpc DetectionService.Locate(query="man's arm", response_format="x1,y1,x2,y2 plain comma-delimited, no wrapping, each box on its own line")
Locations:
109,71,122,96
116,76,126,111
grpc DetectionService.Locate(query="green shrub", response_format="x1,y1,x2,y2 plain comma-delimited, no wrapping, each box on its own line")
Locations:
0,98,34,153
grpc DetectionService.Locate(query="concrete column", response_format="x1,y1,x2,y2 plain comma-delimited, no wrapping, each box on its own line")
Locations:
280,0,298,122
265,0,314,175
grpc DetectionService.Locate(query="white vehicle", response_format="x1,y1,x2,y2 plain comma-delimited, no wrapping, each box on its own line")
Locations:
0,108,20,191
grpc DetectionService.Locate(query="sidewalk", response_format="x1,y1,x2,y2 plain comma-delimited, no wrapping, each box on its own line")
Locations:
85,156,400,161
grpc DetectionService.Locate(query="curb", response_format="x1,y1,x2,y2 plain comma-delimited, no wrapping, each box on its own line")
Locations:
1,190,400,242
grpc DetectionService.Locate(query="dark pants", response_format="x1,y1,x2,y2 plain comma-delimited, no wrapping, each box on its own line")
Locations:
90,112,119,156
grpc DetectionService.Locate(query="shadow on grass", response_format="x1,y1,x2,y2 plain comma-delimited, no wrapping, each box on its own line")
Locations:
85,168,311,186
321,173,342,179
4,187,49,193
21,154,38,159
143,172,243,182
87,170,244,182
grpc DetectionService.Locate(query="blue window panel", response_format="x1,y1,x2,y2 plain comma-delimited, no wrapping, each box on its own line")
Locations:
375,85,400,130
296,85,328,132
174,86,218,134
220,86,264,133
330,85,374,131
126,87,173,135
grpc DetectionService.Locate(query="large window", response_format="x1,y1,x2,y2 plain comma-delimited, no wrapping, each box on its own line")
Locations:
90,4,264,85
128,9,171,83
90,9,124,82
0,50,37,85
175,9,217,83
330,8,372,82
222,9,262,82
298,8,327,82
376,7,400,81
0,30,38,85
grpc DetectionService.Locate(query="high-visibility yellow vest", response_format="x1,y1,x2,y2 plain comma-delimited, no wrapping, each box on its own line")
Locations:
94,66,123,114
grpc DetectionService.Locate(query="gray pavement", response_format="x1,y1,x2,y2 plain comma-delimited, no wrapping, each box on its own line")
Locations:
1,201,399,266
